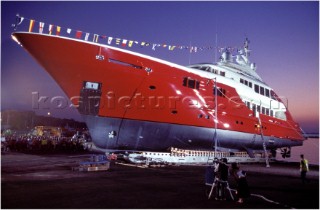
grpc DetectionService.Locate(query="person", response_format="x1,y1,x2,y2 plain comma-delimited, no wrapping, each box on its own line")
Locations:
300,154,309,184
216,158,229,200
230,162,250,203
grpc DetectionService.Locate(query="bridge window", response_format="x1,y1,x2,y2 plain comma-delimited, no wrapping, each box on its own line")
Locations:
260,86,265,96
252,104,256,113
265,89,270,97
188,79,195,88
183,77,200,90
254,84,259,93
262,107,266,115
254,84,271,98
257,105,261,113
266,108,270,116
183,77,187,86
240,78,253,88
200,66,208,71
246,101,250,109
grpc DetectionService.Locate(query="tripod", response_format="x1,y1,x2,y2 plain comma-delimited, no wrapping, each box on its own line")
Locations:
208,177,234,201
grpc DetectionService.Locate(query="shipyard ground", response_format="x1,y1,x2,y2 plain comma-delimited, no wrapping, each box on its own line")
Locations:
1,152,319,209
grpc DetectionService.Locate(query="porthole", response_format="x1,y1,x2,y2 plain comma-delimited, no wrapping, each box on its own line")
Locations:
149,85,156,90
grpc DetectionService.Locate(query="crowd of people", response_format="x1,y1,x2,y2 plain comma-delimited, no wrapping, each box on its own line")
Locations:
1,134,90,153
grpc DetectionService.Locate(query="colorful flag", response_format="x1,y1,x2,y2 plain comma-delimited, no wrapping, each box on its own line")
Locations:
115,38,121,45
122,39,127,47
190,47,193,53
67,28,72,34
39,22,44,34
152,44,157,51
93,34,99,42
56,26,61,36
107,37,113,45
128,40,133,47
84,33,89,41
76,31,82,39
169,46,176,51
48,24,54,35
28,19,35,32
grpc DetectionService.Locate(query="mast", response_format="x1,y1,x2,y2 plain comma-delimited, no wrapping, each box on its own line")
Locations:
214,77,218,157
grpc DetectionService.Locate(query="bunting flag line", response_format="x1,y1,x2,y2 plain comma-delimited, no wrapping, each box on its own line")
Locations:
17,16,242,54
76,31,82,39
122,39,127,47
93,34,99,42
28,19,35,32
56,26,61,36
39,22,44,34
48,24,54,35
107,37,113,45
168,45,176,51
85,33,90,41
152,44,157,51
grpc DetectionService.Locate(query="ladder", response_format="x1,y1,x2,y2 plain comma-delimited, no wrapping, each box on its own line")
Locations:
257,115,270,167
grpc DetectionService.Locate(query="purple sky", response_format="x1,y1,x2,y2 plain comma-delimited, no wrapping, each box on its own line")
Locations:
1,1,319,133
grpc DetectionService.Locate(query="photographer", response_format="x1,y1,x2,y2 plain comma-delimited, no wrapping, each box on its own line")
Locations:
230,162,250,203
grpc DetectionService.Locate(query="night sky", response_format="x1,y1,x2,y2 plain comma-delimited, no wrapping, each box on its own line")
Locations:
1,1,319,133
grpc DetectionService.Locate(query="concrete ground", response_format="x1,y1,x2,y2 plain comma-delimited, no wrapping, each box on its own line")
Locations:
1,152,319,209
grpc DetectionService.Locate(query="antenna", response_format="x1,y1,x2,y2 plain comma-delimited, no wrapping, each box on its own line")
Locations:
214,15,218,63
215,33,218,63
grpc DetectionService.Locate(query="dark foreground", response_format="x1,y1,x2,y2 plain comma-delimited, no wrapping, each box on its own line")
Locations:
1,152,319,209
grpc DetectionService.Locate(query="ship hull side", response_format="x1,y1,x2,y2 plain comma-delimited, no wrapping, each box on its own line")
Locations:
83,115,302,152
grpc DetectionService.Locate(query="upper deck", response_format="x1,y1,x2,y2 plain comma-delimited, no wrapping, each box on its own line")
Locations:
186,40,288,121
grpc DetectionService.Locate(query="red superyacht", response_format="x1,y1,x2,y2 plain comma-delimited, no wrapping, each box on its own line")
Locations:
11,16,306,158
